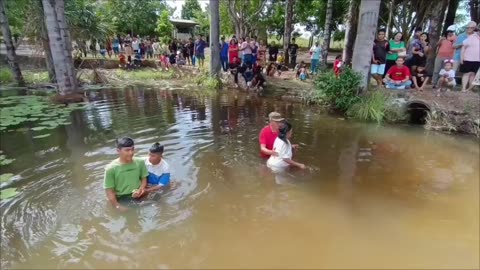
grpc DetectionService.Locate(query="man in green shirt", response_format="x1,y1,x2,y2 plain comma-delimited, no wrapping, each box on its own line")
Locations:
103,137,148,211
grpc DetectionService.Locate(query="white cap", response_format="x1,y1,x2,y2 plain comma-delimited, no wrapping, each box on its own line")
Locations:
447,25,456,31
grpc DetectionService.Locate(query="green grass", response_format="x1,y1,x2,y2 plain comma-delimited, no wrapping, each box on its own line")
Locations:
115,69,174,81
347,91,389,124
0,68,14,84
0,68,50,85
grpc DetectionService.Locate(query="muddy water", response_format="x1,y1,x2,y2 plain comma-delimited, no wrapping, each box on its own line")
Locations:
1,86,479,269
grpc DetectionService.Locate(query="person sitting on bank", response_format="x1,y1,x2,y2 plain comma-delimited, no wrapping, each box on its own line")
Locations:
103,137,148,212
144,142,176,193
383,56,412,90
259,112,284,159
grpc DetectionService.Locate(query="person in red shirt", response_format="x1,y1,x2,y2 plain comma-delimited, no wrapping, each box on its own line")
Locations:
333,55,342,78
259,112,284,158
384,56,412,89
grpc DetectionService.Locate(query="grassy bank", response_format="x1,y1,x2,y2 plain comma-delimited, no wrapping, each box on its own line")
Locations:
0,68,50,85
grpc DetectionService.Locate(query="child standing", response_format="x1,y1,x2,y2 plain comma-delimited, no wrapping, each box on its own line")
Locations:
436,60,456,91
144,143,176,193
333,55,342,78
267,122,306,170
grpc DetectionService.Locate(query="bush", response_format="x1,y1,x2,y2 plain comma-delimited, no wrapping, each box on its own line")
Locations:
0,68,14,84
347,90,408,123
24,71,50,84
194,71,221,90
312,67,362,111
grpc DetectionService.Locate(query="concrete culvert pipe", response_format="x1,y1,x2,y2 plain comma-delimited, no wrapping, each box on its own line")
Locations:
406,100,431,125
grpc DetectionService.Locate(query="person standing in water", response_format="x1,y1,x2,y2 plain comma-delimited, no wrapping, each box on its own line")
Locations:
144,142,177,193
103,137,148,211
259,112,286,159
267,122,306,170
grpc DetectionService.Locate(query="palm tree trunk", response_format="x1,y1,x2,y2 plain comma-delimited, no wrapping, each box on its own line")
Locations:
42,0,77,95
321,0,333,66
283,0,295,67
443,0,459,33
0,0,25,86
426,0,449,75
36,0,55,83
342,0,359,65
352,0,381,90
209,0,221,77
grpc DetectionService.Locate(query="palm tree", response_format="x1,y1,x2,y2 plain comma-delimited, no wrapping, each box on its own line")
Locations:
0,0,24,86
210,0,221,77
352,0,381,90
321,0,333,66
42,0,77,95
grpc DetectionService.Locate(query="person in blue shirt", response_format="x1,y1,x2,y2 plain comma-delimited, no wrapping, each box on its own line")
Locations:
453,31,469,72
220,36,229,72
194,34,207,68
144,143,176,193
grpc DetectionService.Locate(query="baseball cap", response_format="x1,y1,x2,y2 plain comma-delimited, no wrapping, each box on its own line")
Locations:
268,112,284,122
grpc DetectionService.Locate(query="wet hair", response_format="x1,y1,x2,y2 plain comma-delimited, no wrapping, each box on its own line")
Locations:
415,27,423,32
335,55,342,60
149,142,164,154
377,29,386,34
116,137,134,148
278,121,292,143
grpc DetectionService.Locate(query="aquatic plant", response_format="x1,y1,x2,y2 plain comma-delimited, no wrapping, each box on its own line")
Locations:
0,188,18,200
0,95,85,133
0,154,15,166
347,91,388,123
0,173,14,183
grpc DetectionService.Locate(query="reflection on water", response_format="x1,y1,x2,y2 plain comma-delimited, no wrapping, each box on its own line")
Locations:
1,87,479,269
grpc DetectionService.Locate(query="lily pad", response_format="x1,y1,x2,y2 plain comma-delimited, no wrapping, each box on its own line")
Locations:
0,173,14,183
0,188,18,200
0,156,15,166
31,126,47,131
33,134,51,139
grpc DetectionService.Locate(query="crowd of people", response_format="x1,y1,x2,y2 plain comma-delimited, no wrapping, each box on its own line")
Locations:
103,111,303,210
371,21,480,92
72,34,208,70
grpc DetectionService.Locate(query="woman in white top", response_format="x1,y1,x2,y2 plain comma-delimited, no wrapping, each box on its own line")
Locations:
267,122,306,170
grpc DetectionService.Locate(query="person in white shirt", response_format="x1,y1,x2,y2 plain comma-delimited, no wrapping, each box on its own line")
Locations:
267,122,306,171
144,143,176,193
436,60,456,90
132,38,140,53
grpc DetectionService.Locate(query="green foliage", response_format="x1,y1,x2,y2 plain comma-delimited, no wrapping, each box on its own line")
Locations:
312,67,362,111
347,91,389,123
181,0,202,20
219,1,234,36
194,72,221,90
156,10,174,41
104,0,168,36
193,9,210,36
0,188,18,200
66,0,115,41
0,68,14,84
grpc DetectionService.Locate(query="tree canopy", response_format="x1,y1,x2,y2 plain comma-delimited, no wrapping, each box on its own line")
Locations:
181,0,202,20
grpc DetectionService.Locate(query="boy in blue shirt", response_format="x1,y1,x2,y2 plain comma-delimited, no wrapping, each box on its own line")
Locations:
220,36,229,72
194,34,207,68
144,143,176,193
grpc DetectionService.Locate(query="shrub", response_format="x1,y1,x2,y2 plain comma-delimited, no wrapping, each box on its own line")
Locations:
347,90,408,123
312,67,362,111
23,71,50,84
347,91,388,123
0,68,14,84
194,71,221,90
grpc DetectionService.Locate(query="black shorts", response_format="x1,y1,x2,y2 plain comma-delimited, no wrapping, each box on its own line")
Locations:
459,61,480,73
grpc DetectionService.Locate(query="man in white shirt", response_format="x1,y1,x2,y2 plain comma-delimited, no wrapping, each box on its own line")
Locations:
132,37,140,54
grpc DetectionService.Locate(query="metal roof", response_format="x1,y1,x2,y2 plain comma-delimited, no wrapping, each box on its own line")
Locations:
169,19,199,26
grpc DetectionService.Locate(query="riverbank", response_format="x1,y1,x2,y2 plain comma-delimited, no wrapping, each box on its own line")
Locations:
1,62,479,137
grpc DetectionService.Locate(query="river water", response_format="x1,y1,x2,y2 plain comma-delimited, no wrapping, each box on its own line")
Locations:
0,86,479,269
